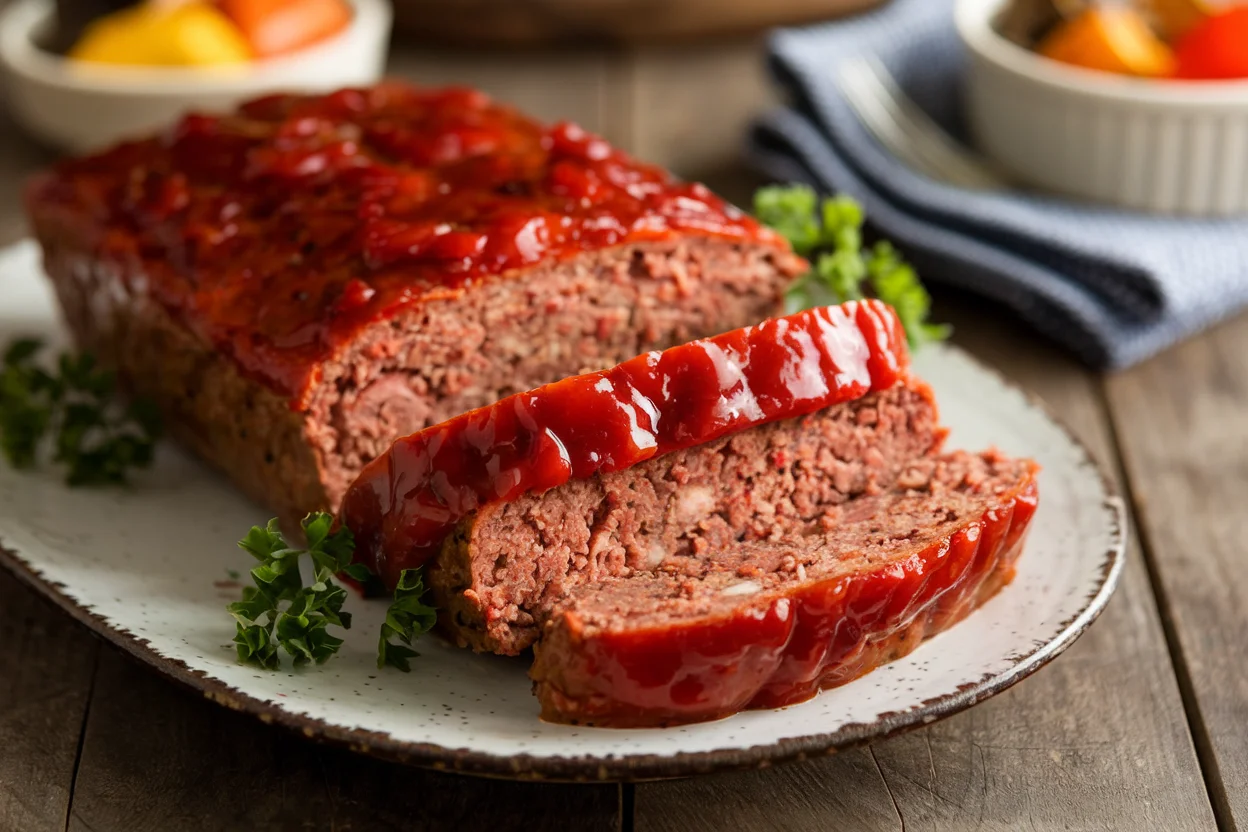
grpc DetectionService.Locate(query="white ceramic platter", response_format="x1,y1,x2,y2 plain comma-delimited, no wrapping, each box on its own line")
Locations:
0,240,1125,781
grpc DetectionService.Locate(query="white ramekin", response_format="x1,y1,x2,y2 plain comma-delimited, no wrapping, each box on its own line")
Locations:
956,0,1248,216
0,0,391,152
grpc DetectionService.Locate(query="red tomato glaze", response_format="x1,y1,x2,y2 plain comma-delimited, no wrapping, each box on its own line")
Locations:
25,83,782,405
339,300,910,589
539,473,1039,726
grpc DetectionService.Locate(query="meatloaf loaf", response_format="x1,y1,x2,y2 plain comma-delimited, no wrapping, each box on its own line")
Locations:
24,83,803,521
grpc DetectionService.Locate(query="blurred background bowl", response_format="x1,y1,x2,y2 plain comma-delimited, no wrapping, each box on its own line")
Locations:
957,0,1248,216
0,0,391,152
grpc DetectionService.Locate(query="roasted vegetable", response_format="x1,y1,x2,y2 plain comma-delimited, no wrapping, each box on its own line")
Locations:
1036,7,1176,77
217,0,351,58
1173,6,1248,79
69,2,251,67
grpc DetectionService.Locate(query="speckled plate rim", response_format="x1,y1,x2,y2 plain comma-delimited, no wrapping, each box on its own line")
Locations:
0,348,1127,783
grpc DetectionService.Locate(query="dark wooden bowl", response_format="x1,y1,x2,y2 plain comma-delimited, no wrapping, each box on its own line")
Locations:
391,0,888,46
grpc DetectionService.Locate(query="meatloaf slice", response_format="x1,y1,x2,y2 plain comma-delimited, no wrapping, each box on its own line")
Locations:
432,379,944,655
25,83,803,522
530,450,1039,727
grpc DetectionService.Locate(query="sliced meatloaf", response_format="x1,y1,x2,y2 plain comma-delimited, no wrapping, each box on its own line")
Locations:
339,300,914,589
342,300,943,653
530,450,1039,727
433,379,943,655
340,300,1040,726
25,83,803,521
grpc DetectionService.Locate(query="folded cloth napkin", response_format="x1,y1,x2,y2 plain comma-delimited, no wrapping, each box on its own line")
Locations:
747,0,1248,369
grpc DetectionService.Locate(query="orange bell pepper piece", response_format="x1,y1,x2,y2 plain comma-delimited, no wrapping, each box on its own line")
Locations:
1037,7,1177,78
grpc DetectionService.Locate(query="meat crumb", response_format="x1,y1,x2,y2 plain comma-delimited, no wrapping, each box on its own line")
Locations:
896,466,931,490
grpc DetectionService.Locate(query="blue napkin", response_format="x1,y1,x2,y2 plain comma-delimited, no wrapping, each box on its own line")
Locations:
747,0,1248,369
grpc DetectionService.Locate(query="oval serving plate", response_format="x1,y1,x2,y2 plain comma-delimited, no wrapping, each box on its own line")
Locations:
0,240,1124,781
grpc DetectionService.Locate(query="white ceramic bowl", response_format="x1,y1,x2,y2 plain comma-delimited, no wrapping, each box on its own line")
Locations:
0,0,391,152
956,0,1248,216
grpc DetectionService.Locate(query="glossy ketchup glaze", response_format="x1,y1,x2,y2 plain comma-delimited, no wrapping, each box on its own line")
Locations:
25,83,784,405
339,300,910,589
536,471,1040,727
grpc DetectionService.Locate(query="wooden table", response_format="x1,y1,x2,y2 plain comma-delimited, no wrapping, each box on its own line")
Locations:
1,41,1243,832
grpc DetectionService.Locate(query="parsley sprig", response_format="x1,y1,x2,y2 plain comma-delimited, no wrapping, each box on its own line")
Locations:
229,513,372,668
228,514,437,670
754,186,951,347
378,568,438,672
0,339,162,485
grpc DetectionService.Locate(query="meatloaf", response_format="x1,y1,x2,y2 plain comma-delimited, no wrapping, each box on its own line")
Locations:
24,83,804,521
340,300,1040,726
434,380,943,655
530,450,1039,727
340,299,915,588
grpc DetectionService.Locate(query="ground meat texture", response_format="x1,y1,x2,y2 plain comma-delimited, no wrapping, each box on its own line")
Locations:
530,450,1039,727
431,380,944,655
34,236,799,521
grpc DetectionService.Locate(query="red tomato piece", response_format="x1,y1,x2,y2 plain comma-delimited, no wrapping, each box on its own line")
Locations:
1174,7,1248,80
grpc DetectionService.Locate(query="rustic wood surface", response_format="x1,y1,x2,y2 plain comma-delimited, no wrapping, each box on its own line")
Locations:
0,36,1242,832
1106,320,1248,832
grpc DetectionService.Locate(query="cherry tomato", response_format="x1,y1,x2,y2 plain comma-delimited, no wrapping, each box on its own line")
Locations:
1174,7,1248,80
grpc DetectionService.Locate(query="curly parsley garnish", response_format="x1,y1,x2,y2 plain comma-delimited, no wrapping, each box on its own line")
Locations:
378,568,438,672
228,513,436,670
754,186,951,347
229,513,371,668
0,339,161,485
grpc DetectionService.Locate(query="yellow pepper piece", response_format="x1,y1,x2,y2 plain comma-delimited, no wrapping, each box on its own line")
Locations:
69,3,252,67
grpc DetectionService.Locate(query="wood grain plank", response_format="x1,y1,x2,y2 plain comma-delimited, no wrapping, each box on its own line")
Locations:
386,50,610,139
66,648,620,832
613,37,774,178
0,570,99,832
634,749,904,832
635,293,1218,832
1104,313,1248,830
